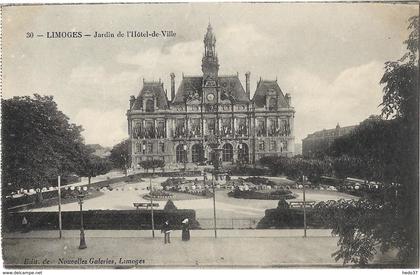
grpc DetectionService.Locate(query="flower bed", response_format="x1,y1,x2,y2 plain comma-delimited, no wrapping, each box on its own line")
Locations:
228,188,296,200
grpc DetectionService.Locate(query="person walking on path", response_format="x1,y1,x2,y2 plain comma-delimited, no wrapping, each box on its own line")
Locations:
181,218,190,241
161,220,171,244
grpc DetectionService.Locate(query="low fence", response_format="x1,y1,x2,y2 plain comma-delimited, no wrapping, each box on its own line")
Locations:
197,218,260,229
4,209,198,232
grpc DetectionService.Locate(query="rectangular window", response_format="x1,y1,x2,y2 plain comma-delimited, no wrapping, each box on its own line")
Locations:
236,118,247,136
157,121,165,138
159,142,165,153
268,118,277,136
207,118,216,134
270,140,277,151
257,118,266,137
221,118,232,137
191,118,201,136
145,121,155,138
259,141,265,151
175,119,186,138
280,141,287,152
147,143,153,154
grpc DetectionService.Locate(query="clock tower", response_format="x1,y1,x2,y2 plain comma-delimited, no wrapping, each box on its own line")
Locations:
202,23,219,104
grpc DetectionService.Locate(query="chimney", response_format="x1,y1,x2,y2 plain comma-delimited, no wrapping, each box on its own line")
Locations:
129,95,136,109
285,93,291,107
170,73,175,101
245,71,251,99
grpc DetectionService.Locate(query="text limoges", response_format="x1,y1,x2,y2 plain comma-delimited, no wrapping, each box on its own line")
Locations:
46,31,83,38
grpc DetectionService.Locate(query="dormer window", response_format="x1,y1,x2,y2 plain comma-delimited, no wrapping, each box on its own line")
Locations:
268,97,277,111
145,99,154,112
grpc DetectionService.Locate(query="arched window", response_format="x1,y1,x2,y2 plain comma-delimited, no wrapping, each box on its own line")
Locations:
191,144,204,163
145,99,154,112
222,143,233,162
176,144,187,163
237,143,249,164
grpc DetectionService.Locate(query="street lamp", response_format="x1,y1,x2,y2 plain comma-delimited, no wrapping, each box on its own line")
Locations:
149,175,155,238
210,147,225,239
302,175,308,238
77,191,87,249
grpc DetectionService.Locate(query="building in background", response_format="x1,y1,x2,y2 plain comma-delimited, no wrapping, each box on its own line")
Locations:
126,24,295,169
302,124,356,157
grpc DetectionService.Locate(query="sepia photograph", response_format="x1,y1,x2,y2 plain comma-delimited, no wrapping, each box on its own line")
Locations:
1,2,419,270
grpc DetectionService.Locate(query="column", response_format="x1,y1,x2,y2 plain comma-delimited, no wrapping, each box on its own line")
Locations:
232,117,235,138
264,117,268,137
203,118,207,135
165,118,168,138
154,119,157,139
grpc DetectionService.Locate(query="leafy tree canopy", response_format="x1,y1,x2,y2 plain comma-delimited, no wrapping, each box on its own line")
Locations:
2,94,89,192
322,16,419,266
109,139,131,174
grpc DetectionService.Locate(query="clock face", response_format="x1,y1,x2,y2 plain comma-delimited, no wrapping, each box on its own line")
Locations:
207,93,215,101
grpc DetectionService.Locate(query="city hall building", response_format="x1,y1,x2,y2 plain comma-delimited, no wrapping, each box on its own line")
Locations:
127,24,295,169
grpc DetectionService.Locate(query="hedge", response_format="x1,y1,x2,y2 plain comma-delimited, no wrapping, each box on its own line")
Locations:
256,208,326,229
228,189,296,200
4,209,199,232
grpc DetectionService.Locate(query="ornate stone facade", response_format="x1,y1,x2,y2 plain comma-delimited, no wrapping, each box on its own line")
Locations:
126,24,295,169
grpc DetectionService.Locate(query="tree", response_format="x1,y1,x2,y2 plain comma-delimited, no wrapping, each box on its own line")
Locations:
78,154,112,184
321,16,419,266
139,159,165,174
109,139,131,175
2,94,87,195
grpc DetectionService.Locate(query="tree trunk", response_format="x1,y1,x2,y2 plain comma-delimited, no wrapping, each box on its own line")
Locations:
36,190,44,205
88,176,91,185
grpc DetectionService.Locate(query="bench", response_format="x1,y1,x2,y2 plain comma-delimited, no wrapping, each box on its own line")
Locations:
288,201,316,209
133,202,159,210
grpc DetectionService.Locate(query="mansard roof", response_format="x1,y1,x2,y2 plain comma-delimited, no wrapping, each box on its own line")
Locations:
172,76,203,103
252,80,290,108
172,75,249,104
131,81,169,110
219,75,249,103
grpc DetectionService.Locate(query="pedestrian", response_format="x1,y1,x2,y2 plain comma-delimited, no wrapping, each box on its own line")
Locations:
161,220,171,244
181,218,190,241
21,216,29,233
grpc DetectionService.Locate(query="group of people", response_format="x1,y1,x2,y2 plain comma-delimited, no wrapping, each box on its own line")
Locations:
161,218,190,244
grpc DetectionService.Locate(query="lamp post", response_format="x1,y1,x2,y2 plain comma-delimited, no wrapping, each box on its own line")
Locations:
58,175,62,239
302,175,307,238
149,175,155,238
77,192,87,249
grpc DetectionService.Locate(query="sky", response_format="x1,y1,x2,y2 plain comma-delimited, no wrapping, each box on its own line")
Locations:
2,3,417,147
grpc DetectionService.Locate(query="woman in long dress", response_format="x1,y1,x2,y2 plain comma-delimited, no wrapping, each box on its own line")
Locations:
181,218,190,241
